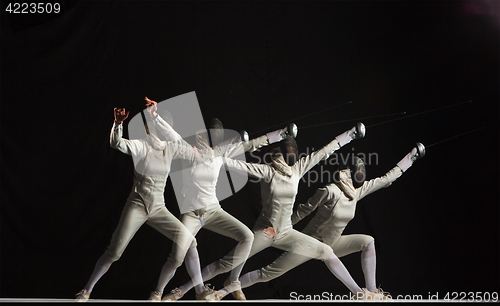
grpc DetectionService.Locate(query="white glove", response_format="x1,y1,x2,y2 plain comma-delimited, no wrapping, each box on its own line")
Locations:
335,122,366,147
397,143,425,172
397,149,416,172
266,129,285,144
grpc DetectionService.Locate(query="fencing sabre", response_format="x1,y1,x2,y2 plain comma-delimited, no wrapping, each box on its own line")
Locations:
249,101,353,135
140,109,150,135
426,125,488,149
367,100,474,128
299,112,407,130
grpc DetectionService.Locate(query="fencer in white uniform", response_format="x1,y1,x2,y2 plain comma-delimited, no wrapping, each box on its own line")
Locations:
198,124,380,301
143,99,294,301
74,107,204,302
236,144,426,301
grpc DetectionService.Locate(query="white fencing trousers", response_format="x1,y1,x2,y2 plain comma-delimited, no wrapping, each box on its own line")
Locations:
104,191,196,268
181,206,254,273
219,224,333,286
332,234,374,257
250,234,374,284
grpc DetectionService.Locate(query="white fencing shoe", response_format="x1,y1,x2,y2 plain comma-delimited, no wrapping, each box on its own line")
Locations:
162,288,184,302
354,288,394,302
74,289,90,302
224,279,246,300
148,290,162,302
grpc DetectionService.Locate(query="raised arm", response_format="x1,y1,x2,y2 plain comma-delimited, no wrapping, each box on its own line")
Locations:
154,115,189,144
145,97,189,145
241,135,269,152
243,123,297,152
291,187,330,225
356,166,403,200
224,124,297,158
219,135,268,159
110,108,145,156
168,141,204,164
357,143,425,200
295,123,366,177
224,157,272,180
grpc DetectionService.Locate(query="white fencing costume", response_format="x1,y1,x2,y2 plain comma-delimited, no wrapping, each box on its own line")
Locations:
297,166,402,247
223,138,342,265
154,114,268,249
106,122,199,262
215,129,412,301
152,116,271,299
210,138,379,300
75,121,200,302
238,165,407,298
164,123,370,301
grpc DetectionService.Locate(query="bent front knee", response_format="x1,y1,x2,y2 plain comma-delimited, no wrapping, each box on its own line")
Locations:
189,237,198,249
361,237,376,258
243,232,254,243
237,228,254,243
104,250,122,262
319,244,335,261
362,237,375,251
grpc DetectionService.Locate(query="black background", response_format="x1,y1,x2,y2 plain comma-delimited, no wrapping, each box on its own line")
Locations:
1,0,499,301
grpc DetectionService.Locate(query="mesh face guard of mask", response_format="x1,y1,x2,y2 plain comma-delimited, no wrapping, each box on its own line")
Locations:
208,118,224,147
337,155,366,188
270,135,298,166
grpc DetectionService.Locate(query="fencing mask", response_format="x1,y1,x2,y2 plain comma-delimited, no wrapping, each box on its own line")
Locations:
157,108,174,128
351,156,366,188
194,117,224,151
338,156,366,189
208,118,224,147
270,136,299,166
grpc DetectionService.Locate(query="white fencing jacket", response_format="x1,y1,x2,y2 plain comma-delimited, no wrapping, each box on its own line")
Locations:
110,122,199,213
153,116,270,214
292,166,403,247
224,139,341,238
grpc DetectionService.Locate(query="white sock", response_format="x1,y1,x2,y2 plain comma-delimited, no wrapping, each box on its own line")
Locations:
180,234,252,294
84,253,114,292
184,247,204,295
220,262,246,295
228,261,245,283
325,254,362,294
227,235,253,283
154,262,177,293
179,261,218,295
201,261,219,282
361,240,377,292
239,270,261,289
